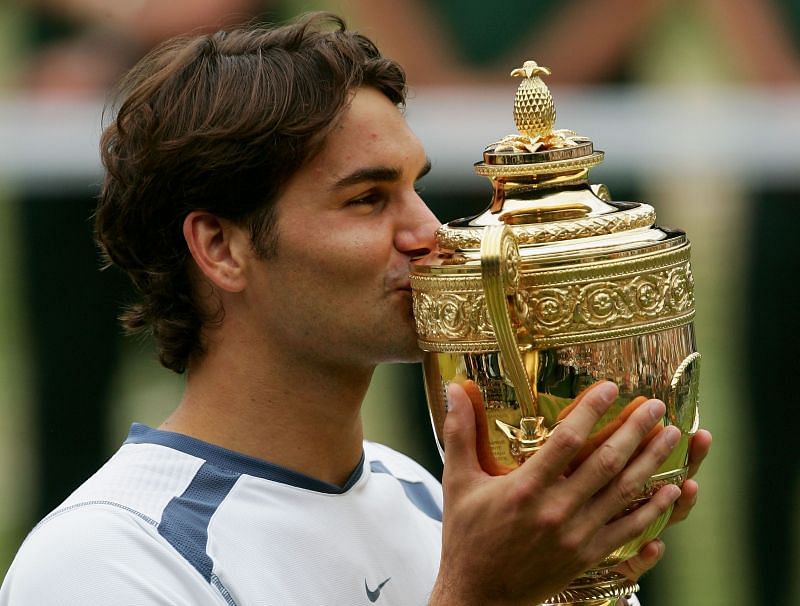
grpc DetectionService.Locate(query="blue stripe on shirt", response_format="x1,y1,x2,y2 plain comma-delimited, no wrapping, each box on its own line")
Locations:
158,462,240,581
370,460,442,522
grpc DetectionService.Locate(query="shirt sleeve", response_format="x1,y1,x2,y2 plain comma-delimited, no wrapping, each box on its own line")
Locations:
0,504,224,606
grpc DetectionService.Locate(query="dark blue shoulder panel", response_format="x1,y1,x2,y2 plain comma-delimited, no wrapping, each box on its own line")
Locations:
370,460,442,522
157,462,240,581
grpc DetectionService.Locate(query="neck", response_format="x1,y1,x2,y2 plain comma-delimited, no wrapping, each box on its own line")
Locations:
160,335,374,487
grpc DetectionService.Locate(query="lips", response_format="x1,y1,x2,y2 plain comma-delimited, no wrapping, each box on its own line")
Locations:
389,269,413,292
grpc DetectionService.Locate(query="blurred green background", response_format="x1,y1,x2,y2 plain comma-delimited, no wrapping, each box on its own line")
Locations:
1,1,798,605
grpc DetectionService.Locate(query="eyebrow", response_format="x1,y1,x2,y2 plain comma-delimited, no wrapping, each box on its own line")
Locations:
331,158,432,190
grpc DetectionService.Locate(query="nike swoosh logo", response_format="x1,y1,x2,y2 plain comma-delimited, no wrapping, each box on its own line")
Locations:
365,577,391,602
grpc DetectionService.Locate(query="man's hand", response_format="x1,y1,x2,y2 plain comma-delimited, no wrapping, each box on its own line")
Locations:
614,428,712,581
429,381,682,606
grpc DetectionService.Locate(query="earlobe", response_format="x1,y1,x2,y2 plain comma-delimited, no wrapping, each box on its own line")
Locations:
183,211,248,293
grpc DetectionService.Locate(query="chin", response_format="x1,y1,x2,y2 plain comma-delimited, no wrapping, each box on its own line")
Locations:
380,328,425,364
374,303,424,363
397,328,426,363
391,346,425,364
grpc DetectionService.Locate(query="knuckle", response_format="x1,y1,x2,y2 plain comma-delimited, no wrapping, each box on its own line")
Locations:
550,424,584,455
633,413,657,437
538,504,569,530
441,418,460,445
558,531,584,556
614,475,643,505
596,443,626,477
507,481,530,505
621,496,673,541
585,395,610,418
619,517,648,545
572,544,599,572
505,475,540,511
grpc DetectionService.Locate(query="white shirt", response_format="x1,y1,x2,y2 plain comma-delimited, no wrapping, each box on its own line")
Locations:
0,424,443,605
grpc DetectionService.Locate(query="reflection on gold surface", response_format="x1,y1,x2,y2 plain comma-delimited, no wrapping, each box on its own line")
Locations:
424,325,698,472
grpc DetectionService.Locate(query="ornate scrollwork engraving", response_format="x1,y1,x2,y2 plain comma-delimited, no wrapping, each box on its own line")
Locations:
412,291,495,343
526,263,694,336
412,246,696,352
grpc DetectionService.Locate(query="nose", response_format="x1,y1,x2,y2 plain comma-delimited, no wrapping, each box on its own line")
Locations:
395,193,441,259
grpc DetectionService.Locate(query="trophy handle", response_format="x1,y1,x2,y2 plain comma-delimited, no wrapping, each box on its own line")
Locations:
670,351,702,436
481,225,551,458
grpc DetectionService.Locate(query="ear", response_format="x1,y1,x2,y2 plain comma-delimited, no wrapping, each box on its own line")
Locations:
183,211,249,293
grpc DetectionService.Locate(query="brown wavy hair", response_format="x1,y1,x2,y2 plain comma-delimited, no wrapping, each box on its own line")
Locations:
96,13,407,373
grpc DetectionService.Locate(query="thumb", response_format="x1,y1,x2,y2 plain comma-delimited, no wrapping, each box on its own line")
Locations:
441,382,482,482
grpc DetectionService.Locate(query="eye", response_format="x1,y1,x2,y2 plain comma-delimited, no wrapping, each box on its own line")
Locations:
345,189,388,214
348,192,382,206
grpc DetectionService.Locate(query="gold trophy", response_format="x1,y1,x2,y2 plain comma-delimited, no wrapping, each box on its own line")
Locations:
410,62,700,605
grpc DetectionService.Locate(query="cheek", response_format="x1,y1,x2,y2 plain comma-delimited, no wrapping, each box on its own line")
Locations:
309,232,391,278
272,217,396,298
270,249,379,309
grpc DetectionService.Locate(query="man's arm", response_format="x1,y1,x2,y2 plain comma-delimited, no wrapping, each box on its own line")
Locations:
429,381,683,606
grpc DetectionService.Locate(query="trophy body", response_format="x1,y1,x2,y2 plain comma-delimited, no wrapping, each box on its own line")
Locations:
410,62,700,605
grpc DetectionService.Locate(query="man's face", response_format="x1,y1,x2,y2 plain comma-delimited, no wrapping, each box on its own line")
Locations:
244,87,440,369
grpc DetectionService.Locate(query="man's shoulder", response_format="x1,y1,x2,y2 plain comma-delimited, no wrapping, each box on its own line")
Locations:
0,502,218,605
18,499,159,557
59,438,206,517
0,436,218,603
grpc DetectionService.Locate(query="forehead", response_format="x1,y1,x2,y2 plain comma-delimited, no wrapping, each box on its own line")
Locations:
303,87,426,184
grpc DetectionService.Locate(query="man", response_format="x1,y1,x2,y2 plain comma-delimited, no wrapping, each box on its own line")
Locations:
0,13,710,605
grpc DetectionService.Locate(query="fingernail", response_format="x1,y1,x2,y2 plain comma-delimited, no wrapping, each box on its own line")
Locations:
648,399,666,421
664,426,681,448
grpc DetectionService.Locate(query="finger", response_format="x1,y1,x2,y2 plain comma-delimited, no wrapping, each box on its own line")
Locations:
566,399,669,503
587,423,681,524
528,381,619,485
567,396,651,473
441,382,483,485
666,478,698,526
598,483,681,556
554,382,595,421
461,380,514,476
686,429,712,479
614,539,665,581
589,396,650,445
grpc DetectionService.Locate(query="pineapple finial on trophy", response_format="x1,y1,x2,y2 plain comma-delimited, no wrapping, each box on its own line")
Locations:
483,60,591,157
510,60,555,139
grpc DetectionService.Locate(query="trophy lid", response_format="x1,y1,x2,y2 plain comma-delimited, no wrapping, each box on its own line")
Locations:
434,60,674,260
